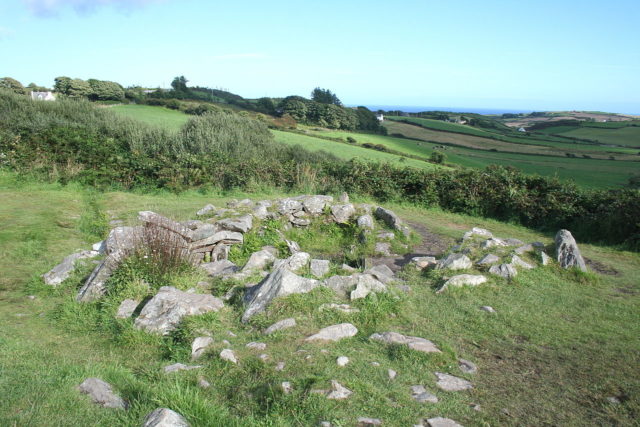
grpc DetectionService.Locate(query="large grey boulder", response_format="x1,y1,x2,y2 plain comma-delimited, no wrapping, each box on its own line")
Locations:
369,332,440,353
436,274,487,293
242,267,320,322
43,250,99,286
306,323,358,342
76,252,125,302
324,275,359,297
436,253,472,271
331,204,356,224
138,211,193,242
273,252,311,272
142,408,190,427
555,229,587,272
196,204,216,217
489,263,517,278
216,215,253,233
252,204,269,219
434,372,473,391
374,206,402,230
242,249,276,272
364,264,395,284
77,378,127,409
134,287,224,335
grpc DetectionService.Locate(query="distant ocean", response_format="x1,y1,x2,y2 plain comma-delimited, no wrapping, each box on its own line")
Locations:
359,105,533,115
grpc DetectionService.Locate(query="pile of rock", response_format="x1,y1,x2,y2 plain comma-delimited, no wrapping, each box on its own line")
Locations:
409,227,587,293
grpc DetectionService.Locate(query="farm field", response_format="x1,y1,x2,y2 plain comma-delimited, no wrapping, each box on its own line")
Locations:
309,126,638,189
553,126,640,147
384,120,638,158
272,130,441,171
110,104,190,131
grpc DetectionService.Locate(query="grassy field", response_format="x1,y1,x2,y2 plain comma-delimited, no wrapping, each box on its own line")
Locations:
1,172,638,426
110,104,190,131
554,126,640,147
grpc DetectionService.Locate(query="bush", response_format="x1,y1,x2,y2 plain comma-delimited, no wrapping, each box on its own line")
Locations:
429,151,446,164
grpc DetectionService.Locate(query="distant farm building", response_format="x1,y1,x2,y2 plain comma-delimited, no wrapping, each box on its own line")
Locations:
518,127,526,132
30,91,56,101
376,113,384,121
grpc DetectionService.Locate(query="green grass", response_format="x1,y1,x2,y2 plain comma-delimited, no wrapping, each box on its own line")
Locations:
272,130,443,171
556,126,640,147
110,104,190,131
387,116,494,137
0,173,638,425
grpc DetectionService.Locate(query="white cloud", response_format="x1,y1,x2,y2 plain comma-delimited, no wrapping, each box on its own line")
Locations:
24,0,165,17
211,53,268,60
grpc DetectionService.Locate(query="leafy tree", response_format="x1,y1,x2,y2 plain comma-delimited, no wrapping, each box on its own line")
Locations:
54,76,72,94
279,96,309,121
171,75,189,92
67,79,92,98
87,79,125,101
430,151,446,164
256,97,276,115
311,87,342,106
0,77,26,94
26,82,49,92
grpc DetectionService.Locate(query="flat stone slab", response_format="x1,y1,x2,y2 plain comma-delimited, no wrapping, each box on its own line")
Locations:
436,253,472,271
435,372,473,391
306,323,358,342
264,317,297,334
326,380,352,400
310,259,330,278
458,359,477,374
411,385,438,403
191,336,214,360
369,332,440,353
77,377,127,409
477,253,500,265
427,417,464,427
43,250,99,286
436,274,487,293
164,363,202,373
489,263,517,278
220,348,238,364
142,408,190,427
115,299,139,319
134,287,223,335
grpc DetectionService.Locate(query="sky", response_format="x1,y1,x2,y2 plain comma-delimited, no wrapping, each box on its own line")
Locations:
2,0,640,113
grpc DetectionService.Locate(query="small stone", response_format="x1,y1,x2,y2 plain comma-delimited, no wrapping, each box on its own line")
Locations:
326,380,352,400
436,253,472,271
163,363,202,373
458,359,477,374
197,377,211,388
339,192,349,203
489,263,517,278
220,349,237,364
319,422,332,427
357,417,382,426
246,342,267,350
607,396,621,404
411,385,438,403
370,361,380,367
27,295,36,300
227,330,237,337
388,369,397,379
258,353,269,362
470,403,482,411
141,408,190,427
411,256,438,269
305,323,358,342
511,255,534,270
222,339,230,346
477,254,500,265
281,381,293,394
191,336,214,360
426,417,463,427
275,362,285,371
264,318,297,334
77,378,127,409
480,305,496,313
337,356,350,367
540,251,551,266
196,204,216,216
370,332,440,353
480,237,508,249
434,372,473,392
436,274,487,293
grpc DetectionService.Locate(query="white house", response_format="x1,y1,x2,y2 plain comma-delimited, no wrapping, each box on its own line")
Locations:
30,91,56,101
376,113,384,121
518,127,526,132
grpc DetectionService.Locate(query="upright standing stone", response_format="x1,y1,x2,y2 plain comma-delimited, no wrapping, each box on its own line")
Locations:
555,229,587,272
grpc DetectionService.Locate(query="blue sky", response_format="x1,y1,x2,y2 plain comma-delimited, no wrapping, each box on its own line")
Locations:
2,0,639,113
